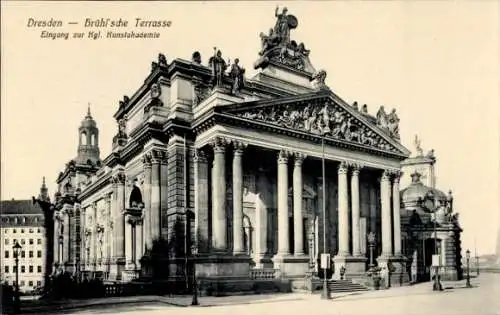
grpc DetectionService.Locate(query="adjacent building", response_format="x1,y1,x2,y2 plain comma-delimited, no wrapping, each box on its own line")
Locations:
1,191,47,292
48,8,462,290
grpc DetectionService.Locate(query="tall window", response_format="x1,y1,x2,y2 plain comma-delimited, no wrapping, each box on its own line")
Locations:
29,251,33,258
4,251,9,258
21,239,25,245
37,250,42,258
29,239,34,245
91,133,96,145
4,266,9,273
20,281,25,286
21,266,25,273
37,281,41,287
21,251,25,258
4,238,9,245
37,265,42,273
29,265,33,273
28,281,33,287
37,239,42,245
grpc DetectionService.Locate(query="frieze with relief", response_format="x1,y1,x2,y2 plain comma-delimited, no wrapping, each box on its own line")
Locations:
237,102,398,153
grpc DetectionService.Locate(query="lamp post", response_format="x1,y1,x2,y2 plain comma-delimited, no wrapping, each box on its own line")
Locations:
465,249,471,288
13,241,22,313
191,244,199,306
320,129,330,300
367,232,376,269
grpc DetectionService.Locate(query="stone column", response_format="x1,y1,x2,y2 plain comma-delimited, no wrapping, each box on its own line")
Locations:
276,150,290,256
232,141,246,255
380,170,392,258
337,162,350,256
392,172,402,257
135,218,143,267
125,217,134,268
351,164,362,257
63,210,70,264
211,137,227,251
53,214,60,266
160,153,168,239
143,154,152,251
150,150,161,244
194,149,209,253
115,174,126,262
293,153,306,256
369,186,377,237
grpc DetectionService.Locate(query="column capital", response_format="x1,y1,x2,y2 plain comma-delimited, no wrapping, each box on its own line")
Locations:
142,152,152,167
349,162,363,175
111,173,126,185
381,169,392,181
232,140,247,155
193,149,208,163
338,161,348,174
293,152,307,165
277,149,291,164
210,136,228,154
150,149,165,164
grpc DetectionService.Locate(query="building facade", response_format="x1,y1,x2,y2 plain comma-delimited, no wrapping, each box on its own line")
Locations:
50,9,461,288
1,189,47,293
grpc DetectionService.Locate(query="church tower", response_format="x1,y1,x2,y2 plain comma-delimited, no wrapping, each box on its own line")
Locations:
76,104,100,165
38,176,50,202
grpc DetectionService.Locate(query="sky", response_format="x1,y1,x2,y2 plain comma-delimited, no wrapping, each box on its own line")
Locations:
1,1,499,255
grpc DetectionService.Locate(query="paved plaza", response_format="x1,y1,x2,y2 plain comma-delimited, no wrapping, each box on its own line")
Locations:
25,274,498,315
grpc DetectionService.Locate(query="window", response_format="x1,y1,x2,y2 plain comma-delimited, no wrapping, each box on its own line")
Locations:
21,229,25,233
4,228,7,234
37,281,41,287
37,228,41,233
29,239,34,245
21,251,25,258
21,239,25,245
37,265,42,273
13,229,16,233
29,251,33,258
37,250,42,258
4,251,9,258
13,266,17,272
21,266,25,273
4,266,9,273
29,265,33,273
37,239,42,245
20,280,25,287
28,281,33,287
29,228,34,233
4,239,9,245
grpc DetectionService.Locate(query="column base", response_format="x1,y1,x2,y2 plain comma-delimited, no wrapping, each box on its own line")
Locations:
272,254,310,278
195,253,251,278
332,255,367,280
253,254,274,269
108,257,126,282
376,255,409,288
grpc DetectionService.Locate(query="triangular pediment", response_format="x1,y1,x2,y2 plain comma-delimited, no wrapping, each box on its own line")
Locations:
220,91,410,157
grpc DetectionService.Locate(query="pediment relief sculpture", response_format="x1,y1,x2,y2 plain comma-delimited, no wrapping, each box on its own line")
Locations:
236,101,399,153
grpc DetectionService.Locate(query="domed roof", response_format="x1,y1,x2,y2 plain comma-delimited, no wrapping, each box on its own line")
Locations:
401,172,447,206
80,104,97,129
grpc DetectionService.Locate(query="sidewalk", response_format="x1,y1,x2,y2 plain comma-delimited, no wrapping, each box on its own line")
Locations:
19,292,307,314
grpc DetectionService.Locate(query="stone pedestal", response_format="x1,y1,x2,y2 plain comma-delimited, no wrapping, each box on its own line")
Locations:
108,257,125,281
272,254,310,278
253,254,274,269
195,254,252,279
376,255,409,287
332,255,367,280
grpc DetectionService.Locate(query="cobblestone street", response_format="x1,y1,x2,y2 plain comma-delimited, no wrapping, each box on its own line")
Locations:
60,274,500,315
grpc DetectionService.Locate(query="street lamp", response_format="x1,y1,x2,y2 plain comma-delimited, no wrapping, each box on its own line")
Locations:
13,241,22,313
320,128,330,300
465,249,471,288
367,232,376,269
191,244,199,306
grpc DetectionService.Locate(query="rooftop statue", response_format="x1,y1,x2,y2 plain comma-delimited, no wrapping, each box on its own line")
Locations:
255,7,314,73
209,48,228,88
414,135,424,157
229,58,245,95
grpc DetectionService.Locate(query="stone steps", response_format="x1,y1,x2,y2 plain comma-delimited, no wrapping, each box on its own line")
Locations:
327,280,370,293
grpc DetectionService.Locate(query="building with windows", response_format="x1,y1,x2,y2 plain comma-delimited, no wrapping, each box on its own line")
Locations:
49,8,462,291
0,191,47,293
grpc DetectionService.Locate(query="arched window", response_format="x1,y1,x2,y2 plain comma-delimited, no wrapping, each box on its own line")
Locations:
80,132,87,145
91,133,96,146
129,186,143,208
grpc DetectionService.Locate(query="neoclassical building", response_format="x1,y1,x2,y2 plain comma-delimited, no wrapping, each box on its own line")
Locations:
50,8,462,290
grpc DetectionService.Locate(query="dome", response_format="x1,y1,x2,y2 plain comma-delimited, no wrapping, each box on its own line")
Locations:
401,172,447,209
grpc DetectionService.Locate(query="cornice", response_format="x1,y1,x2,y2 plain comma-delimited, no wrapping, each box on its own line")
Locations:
77,172,112,202
193,110,407,160
102,151,123,168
